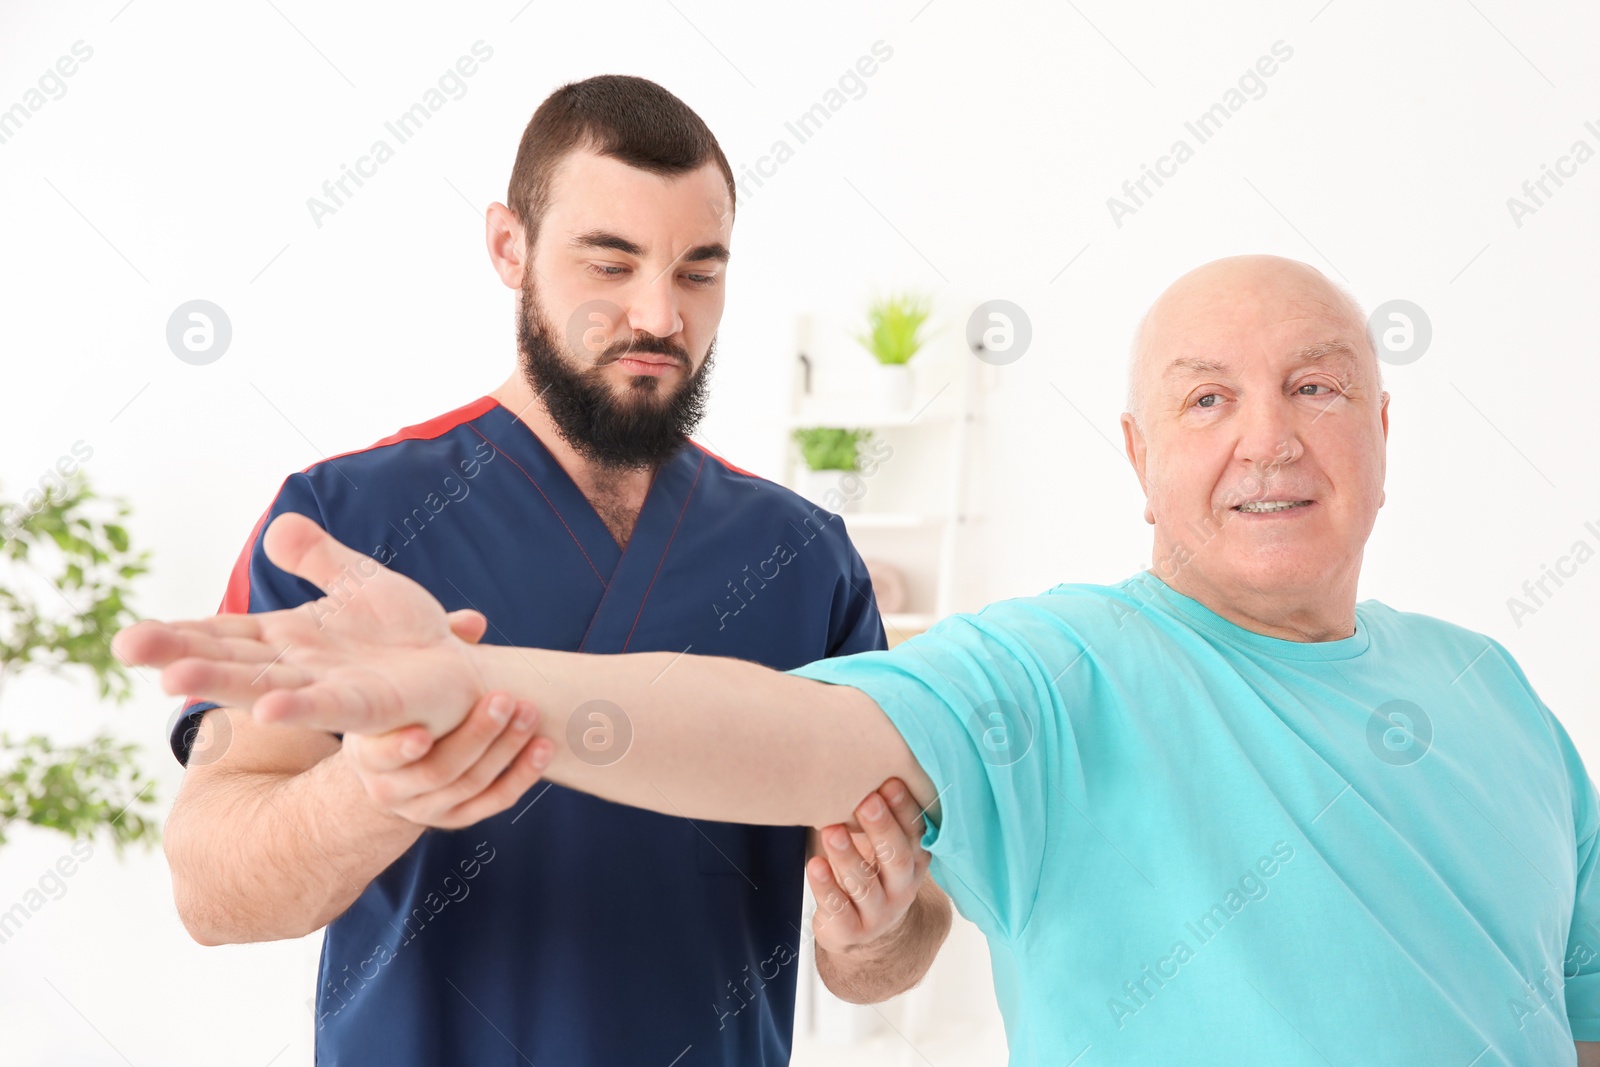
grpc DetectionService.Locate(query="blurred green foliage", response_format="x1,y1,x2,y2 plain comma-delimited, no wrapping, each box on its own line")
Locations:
853,292,934,366
0,471,158,853
793,427,872,472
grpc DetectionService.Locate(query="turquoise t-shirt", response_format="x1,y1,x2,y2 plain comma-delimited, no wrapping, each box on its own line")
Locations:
788,570,1600,1065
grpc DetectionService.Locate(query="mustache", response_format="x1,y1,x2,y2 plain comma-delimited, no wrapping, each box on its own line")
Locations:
597,335,689,367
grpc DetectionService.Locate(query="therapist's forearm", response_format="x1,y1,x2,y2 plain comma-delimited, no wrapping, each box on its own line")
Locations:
469,643,933,829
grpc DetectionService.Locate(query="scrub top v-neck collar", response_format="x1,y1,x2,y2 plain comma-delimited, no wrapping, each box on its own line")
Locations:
477,395,707,653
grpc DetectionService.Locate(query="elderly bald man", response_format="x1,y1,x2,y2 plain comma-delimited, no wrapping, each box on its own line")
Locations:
120,255,1600,1065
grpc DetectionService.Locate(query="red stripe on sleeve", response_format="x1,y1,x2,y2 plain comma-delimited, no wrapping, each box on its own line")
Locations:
181,393,501,714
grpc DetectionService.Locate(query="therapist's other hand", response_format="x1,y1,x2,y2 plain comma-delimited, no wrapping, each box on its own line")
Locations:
345,689,552,829
809,777,931,955
112,511,485,737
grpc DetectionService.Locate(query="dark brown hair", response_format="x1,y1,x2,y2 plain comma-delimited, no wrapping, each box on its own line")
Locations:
507,75,736,254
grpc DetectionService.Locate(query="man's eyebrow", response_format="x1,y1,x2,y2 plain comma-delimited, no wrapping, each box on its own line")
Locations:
568,230,730,264
1163,357,1230,380
678,242,731,264
1292,340,1356,363
571,230,644,256
1162,341,1356,381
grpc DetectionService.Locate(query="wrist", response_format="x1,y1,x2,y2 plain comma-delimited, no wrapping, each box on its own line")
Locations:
421,637,493,739
461,641,498,705
465,643,553,735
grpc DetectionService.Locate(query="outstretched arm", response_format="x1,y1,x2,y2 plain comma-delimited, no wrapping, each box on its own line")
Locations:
116,511,939,831
470,643,936,829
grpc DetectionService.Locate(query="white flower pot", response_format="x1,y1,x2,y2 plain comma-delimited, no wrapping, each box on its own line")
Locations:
872,363,913,410
798,468,861,513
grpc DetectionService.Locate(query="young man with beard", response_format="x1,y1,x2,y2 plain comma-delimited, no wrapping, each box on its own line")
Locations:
162,75,951,1065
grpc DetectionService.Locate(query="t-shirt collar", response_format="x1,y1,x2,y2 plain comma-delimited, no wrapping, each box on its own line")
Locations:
1132,568,1372,661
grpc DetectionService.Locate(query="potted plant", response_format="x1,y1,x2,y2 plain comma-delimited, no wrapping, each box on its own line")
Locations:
853,292,933,411
0,470,159,856
792,427,872,513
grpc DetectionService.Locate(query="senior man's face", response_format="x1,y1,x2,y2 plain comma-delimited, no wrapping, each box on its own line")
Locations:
1121,257,1390,639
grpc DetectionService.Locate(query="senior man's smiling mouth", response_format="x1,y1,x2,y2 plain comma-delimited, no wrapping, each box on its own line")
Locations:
1232,499,1316,514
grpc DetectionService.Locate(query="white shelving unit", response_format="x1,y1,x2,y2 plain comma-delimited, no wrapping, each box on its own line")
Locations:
782,314,982,644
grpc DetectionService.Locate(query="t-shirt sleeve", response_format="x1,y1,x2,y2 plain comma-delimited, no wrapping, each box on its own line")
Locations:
1490,636,1600,1038
826,544,888,657
1549,708,1600,1038
1567,802,1600,1039
169,473,330,766
787,600,1071,942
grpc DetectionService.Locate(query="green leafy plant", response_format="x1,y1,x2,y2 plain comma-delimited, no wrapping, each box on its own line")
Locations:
0,471,159,852
853,292,934,366
792,428,872,472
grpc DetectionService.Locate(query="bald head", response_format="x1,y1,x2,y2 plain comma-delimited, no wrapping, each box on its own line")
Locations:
1125,255,1382,430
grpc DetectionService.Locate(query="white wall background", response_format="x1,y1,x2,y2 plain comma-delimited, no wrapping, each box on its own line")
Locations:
1,0,1597,1063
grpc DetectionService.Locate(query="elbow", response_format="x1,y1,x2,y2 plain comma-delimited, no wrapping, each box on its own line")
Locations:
170,878,234,946
168,861,246,945
179,914,230,948
165,819,303,946
170,879,319,946
165,821,219,945
165,816,230,945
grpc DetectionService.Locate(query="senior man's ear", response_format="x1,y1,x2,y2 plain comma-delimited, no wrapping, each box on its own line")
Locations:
1120,412,1154,524
1378,390,1391,509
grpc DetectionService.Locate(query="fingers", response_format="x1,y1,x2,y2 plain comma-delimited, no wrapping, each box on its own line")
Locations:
854,790,918,898
879,778,928,850
261,511,370,592
807,848,866,944
427,701,543,811
161,656,313,710
446,609,488,645
114,618,277,669
358,723,440,775
377,694,526,795
356,692,550,829
253,674,389,734
808,782,930,951
437,736,552,828
113,619,201,665
375,725,435,769
818,824,888,914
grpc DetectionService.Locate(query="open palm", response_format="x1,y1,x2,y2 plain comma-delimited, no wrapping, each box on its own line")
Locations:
113,511,486,736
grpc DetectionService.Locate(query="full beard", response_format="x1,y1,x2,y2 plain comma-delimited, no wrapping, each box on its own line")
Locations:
515,276,715,471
